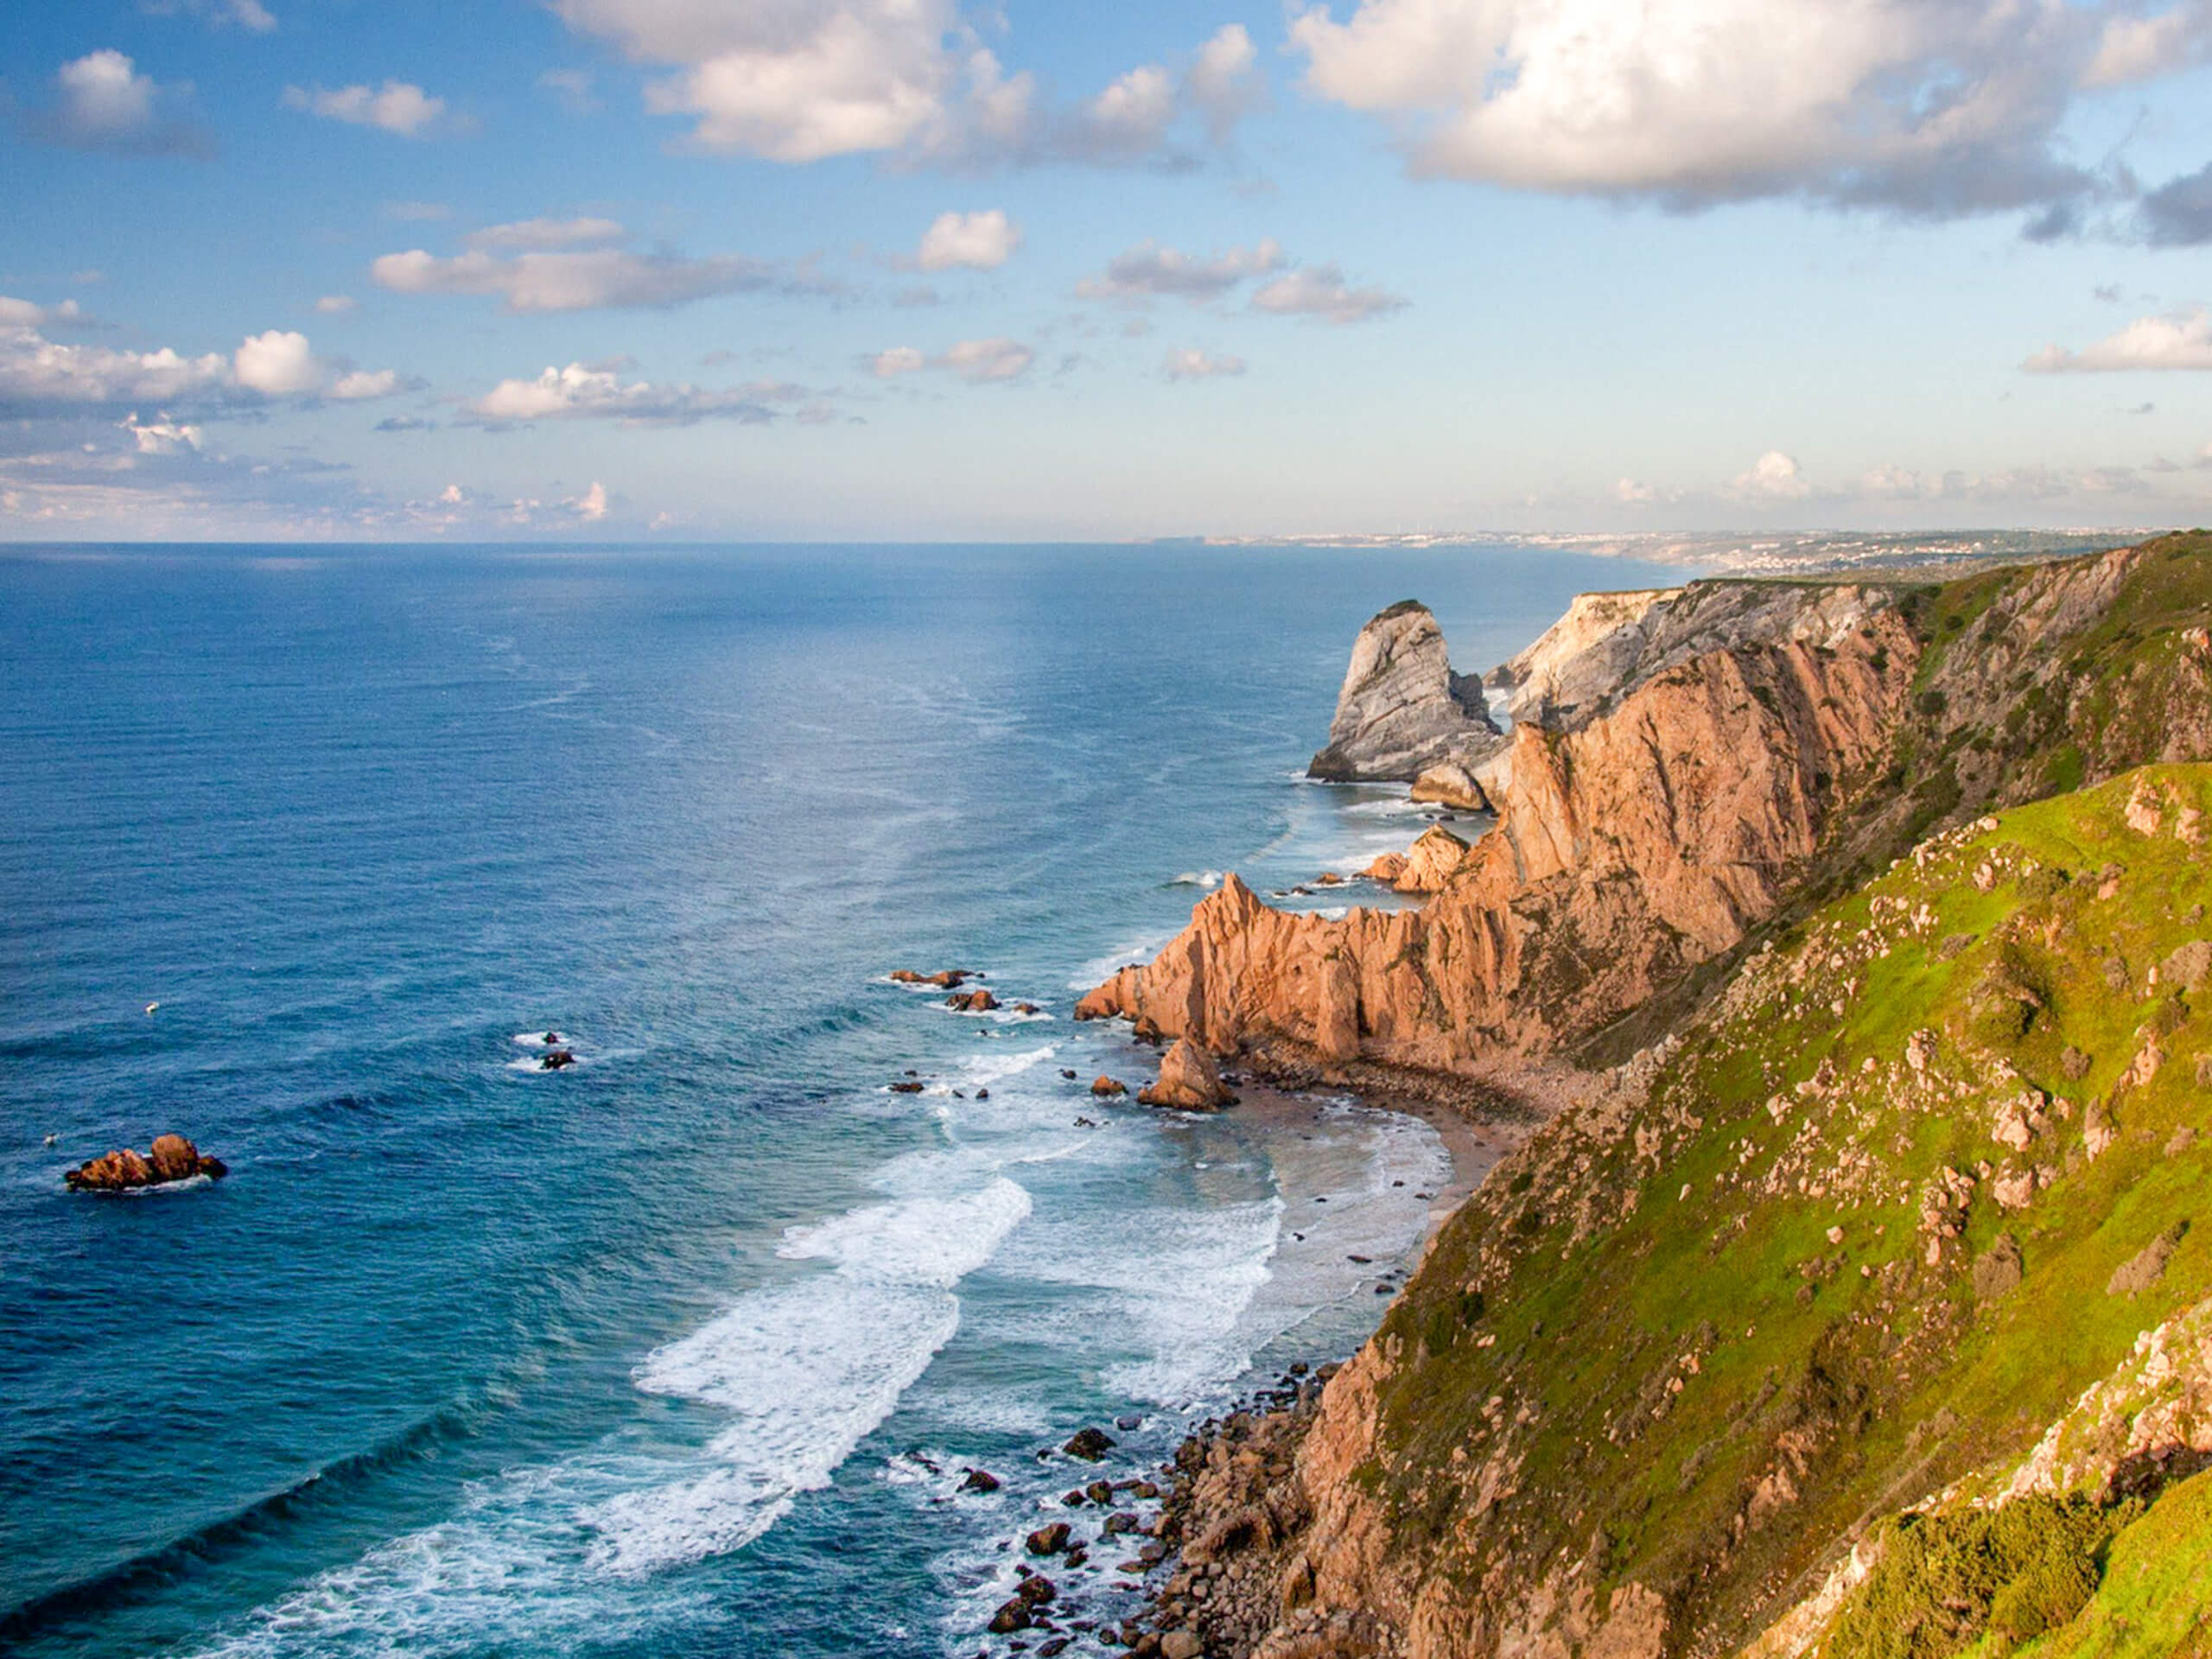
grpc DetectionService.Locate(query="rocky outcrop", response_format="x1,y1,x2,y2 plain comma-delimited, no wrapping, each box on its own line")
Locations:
66,1134,228,1192
1408,760,1486,810
1085,581,1919,1069
1139,1038,1238,1109
1307,601,1504,784
1488,587,1680,726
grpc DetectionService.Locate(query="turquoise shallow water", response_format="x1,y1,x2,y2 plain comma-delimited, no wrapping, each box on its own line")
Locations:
0,543,1684,1658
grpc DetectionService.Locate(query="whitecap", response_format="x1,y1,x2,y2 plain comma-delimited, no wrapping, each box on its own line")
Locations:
1168,870,1224,889
588,1279,963,1573
775,1178,1033,1288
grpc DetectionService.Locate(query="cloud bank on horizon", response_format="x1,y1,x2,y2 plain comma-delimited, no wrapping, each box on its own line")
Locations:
3,0,2212,539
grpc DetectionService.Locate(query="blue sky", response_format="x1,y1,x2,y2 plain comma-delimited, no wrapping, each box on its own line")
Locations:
5,0,2212,540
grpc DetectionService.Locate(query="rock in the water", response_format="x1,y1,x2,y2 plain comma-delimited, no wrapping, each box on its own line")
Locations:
1063,1427,1117,1461
1306,601,1503,783
1090,1076,1128,1097
1408,759,1487,810
66,1135,227,1192
1137,1038,1236,1110
960,1467,1001,1492
888,1080,925,1094
988,1597,1033,1633
946,988,1001,1013
1026,1521,1073,1555
540,1049,576,1070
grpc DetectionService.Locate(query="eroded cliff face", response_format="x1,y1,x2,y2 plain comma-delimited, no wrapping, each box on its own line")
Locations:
1122,537,2212,1659
1084,582,1920,1071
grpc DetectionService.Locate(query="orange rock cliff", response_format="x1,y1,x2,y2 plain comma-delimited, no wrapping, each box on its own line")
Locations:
1078,580,1922,1072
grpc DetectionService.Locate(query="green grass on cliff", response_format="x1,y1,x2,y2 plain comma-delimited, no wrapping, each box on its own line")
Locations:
2001,1466,2212,1659
1362,762,2212,1651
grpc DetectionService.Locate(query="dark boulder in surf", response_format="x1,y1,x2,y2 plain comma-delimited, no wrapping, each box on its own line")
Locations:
67,1134,227,1192
1063,1427,1117,1461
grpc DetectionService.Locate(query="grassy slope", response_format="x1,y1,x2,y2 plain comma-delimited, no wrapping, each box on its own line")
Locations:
1361,761,2212,1651
2006,1466,2212,1659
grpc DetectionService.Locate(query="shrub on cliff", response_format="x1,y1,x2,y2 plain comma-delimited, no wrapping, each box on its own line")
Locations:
1825,1497,2120,1659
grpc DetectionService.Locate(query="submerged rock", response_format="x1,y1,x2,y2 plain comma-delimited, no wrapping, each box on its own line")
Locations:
66,1134,228,1192
1306,601,1504,784
1138,1039,1237,1110
540,1049,576,1070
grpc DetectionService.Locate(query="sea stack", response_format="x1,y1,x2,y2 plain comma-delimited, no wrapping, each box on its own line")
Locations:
1306,601,1506,785
66,1134,229,1192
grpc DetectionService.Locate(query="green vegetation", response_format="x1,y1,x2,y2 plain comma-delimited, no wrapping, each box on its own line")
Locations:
1363,762,2212,1650
1827,1497,2120,1659
2006,1467,2212,1659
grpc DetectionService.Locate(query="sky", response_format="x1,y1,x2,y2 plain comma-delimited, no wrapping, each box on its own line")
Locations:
4,0,2212,542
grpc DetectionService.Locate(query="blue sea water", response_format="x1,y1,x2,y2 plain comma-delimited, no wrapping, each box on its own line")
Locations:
0,542,1686,1658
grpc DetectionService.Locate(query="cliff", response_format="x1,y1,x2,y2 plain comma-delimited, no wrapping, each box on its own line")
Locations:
1083,537,2212,1078
1085,580,1919,1070
1307,601,1505,784
1243,764,2212,1659
1116,533,2212,1659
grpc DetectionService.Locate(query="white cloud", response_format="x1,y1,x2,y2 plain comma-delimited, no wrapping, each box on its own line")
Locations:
555,0,959,161
1726,450,1814,499
330,368,401,400
233,329,322,395
1163,347,1246,380
1185,24,1264,142
37,49,209,155
59,49,156,137
314,295,359,315
0,316,403,411
466,216,627,251
549,2,1259,167
121,412,205,454
371,247,785,312
462,361,804,425
2024,308,2212,372
0,325,232,408
2083,4,2212,86
283,80,447,137
1249,264,1406,323
870,346,928,378
1077,239,1285,302
142,0,277,31
1285,0,2181,219
1078,64,1178,156
868,338,1033,382
939,337,1033,381
0,296,89,327
572,480,609,521
916,210,1020,271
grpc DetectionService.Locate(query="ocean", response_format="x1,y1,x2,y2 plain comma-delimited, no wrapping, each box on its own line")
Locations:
0,542,1686,1658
